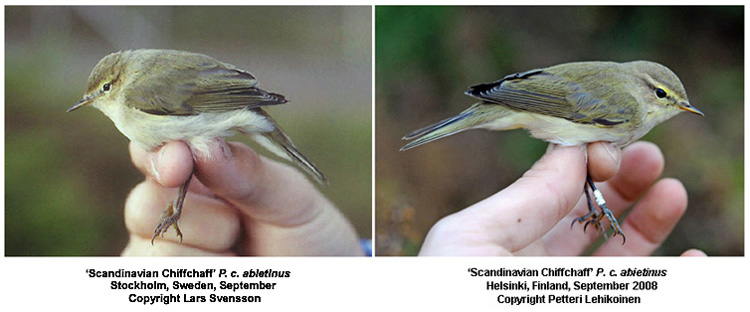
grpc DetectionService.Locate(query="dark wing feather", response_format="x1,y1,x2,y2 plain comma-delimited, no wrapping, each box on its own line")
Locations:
185,65,287,113
465,67,633,126
125,56,286,116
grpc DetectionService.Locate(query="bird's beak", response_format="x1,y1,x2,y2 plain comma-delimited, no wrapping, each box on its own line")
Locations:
67,95,93,112
678,101,704,116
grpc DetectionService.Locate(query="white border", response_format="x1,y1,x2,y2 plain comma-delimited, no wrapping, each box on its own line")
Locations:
2,3,749,311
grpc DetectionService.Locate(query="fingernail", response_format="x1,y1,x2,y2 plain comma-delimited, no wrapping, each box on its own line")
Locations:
199,139,232,162
603,143,621,169
546,143,558,154
219,139,233,160
150,152,162,184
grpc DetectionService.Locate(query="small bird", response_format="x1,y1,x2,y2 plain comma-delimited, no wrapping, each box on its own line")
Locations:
69,49,326,244
400,61,703,243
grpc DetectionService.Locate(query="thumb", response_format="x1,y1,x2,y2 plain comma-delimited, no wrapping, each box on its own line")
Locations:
458,144,588,251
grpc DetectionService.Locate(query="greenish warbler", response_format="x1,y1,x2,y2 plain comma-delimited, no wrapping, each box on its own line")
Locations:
68,49,326,244
400,61,703,243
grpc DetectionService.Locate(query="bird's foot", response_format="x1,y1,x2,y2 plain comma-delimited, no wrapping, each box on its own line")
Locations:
599,204,626,245
151,202,183,245
571,210,606,237
570,174,626,244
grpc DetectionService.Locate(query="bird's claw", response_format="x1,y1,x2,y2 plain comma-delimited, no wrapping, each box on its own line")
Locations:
571,212,606,237
151,202,183,245
602,208,626,244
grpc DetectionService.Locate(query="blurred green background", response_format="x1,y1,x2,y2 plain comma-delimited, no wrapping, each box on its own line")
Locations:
5,6,372,255
376,6,743,256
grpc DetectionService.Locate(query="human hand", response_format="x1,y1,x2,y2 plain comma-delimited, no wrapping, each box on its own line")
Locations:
121,140,363,256
419,141,706,256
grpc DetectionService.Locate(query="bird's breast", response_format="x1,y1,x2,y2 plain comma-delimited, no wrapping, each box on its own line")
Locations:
94,101,275,156
482,110,632,146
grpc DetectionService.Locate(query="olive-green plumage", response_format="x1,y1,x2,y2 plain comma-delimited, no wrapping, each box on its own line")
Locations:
88,50,287,115
401,61,702,151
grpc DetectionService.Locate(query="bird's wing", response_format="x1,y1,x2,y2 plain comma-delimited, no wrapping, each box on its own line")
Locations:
125,61,286,116
465,69,634,126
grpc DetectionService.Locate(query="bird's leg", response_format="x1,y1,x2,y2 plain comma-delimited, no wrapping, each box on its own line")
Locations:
571,180,604,236
585,175,626,244
569,146,626,243
151,164,195,244
570,143,604,234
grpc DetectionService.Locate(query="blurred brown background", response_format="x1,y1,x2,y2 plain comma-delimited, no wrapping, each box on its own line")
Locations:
5,6,372,255
376,6,743,256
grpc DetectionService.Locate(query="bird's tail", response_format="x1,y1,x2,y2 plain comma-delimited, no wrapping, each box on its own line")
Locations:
400,103,507,151
250,111,327,184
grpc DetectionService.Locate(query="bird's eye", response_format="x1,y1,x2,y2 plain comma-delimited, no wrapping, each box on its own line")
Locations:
102,83,112,92
655,88,667,98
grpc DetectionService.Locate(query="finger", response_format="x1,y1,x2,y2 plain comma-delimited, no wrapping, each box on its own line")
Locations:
188,139,361,256
587,142,621,182
123,180,242,252
606,142,665,202
122,235,236,256
419,213,515,256
449,144,588,253
130,141,215,196
130,142,193,187
593,178,687,255
583,141,665,219
545,141,665,254
193,140,330,226
514,142,620,256
680,249,707,256
576,142,665,217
